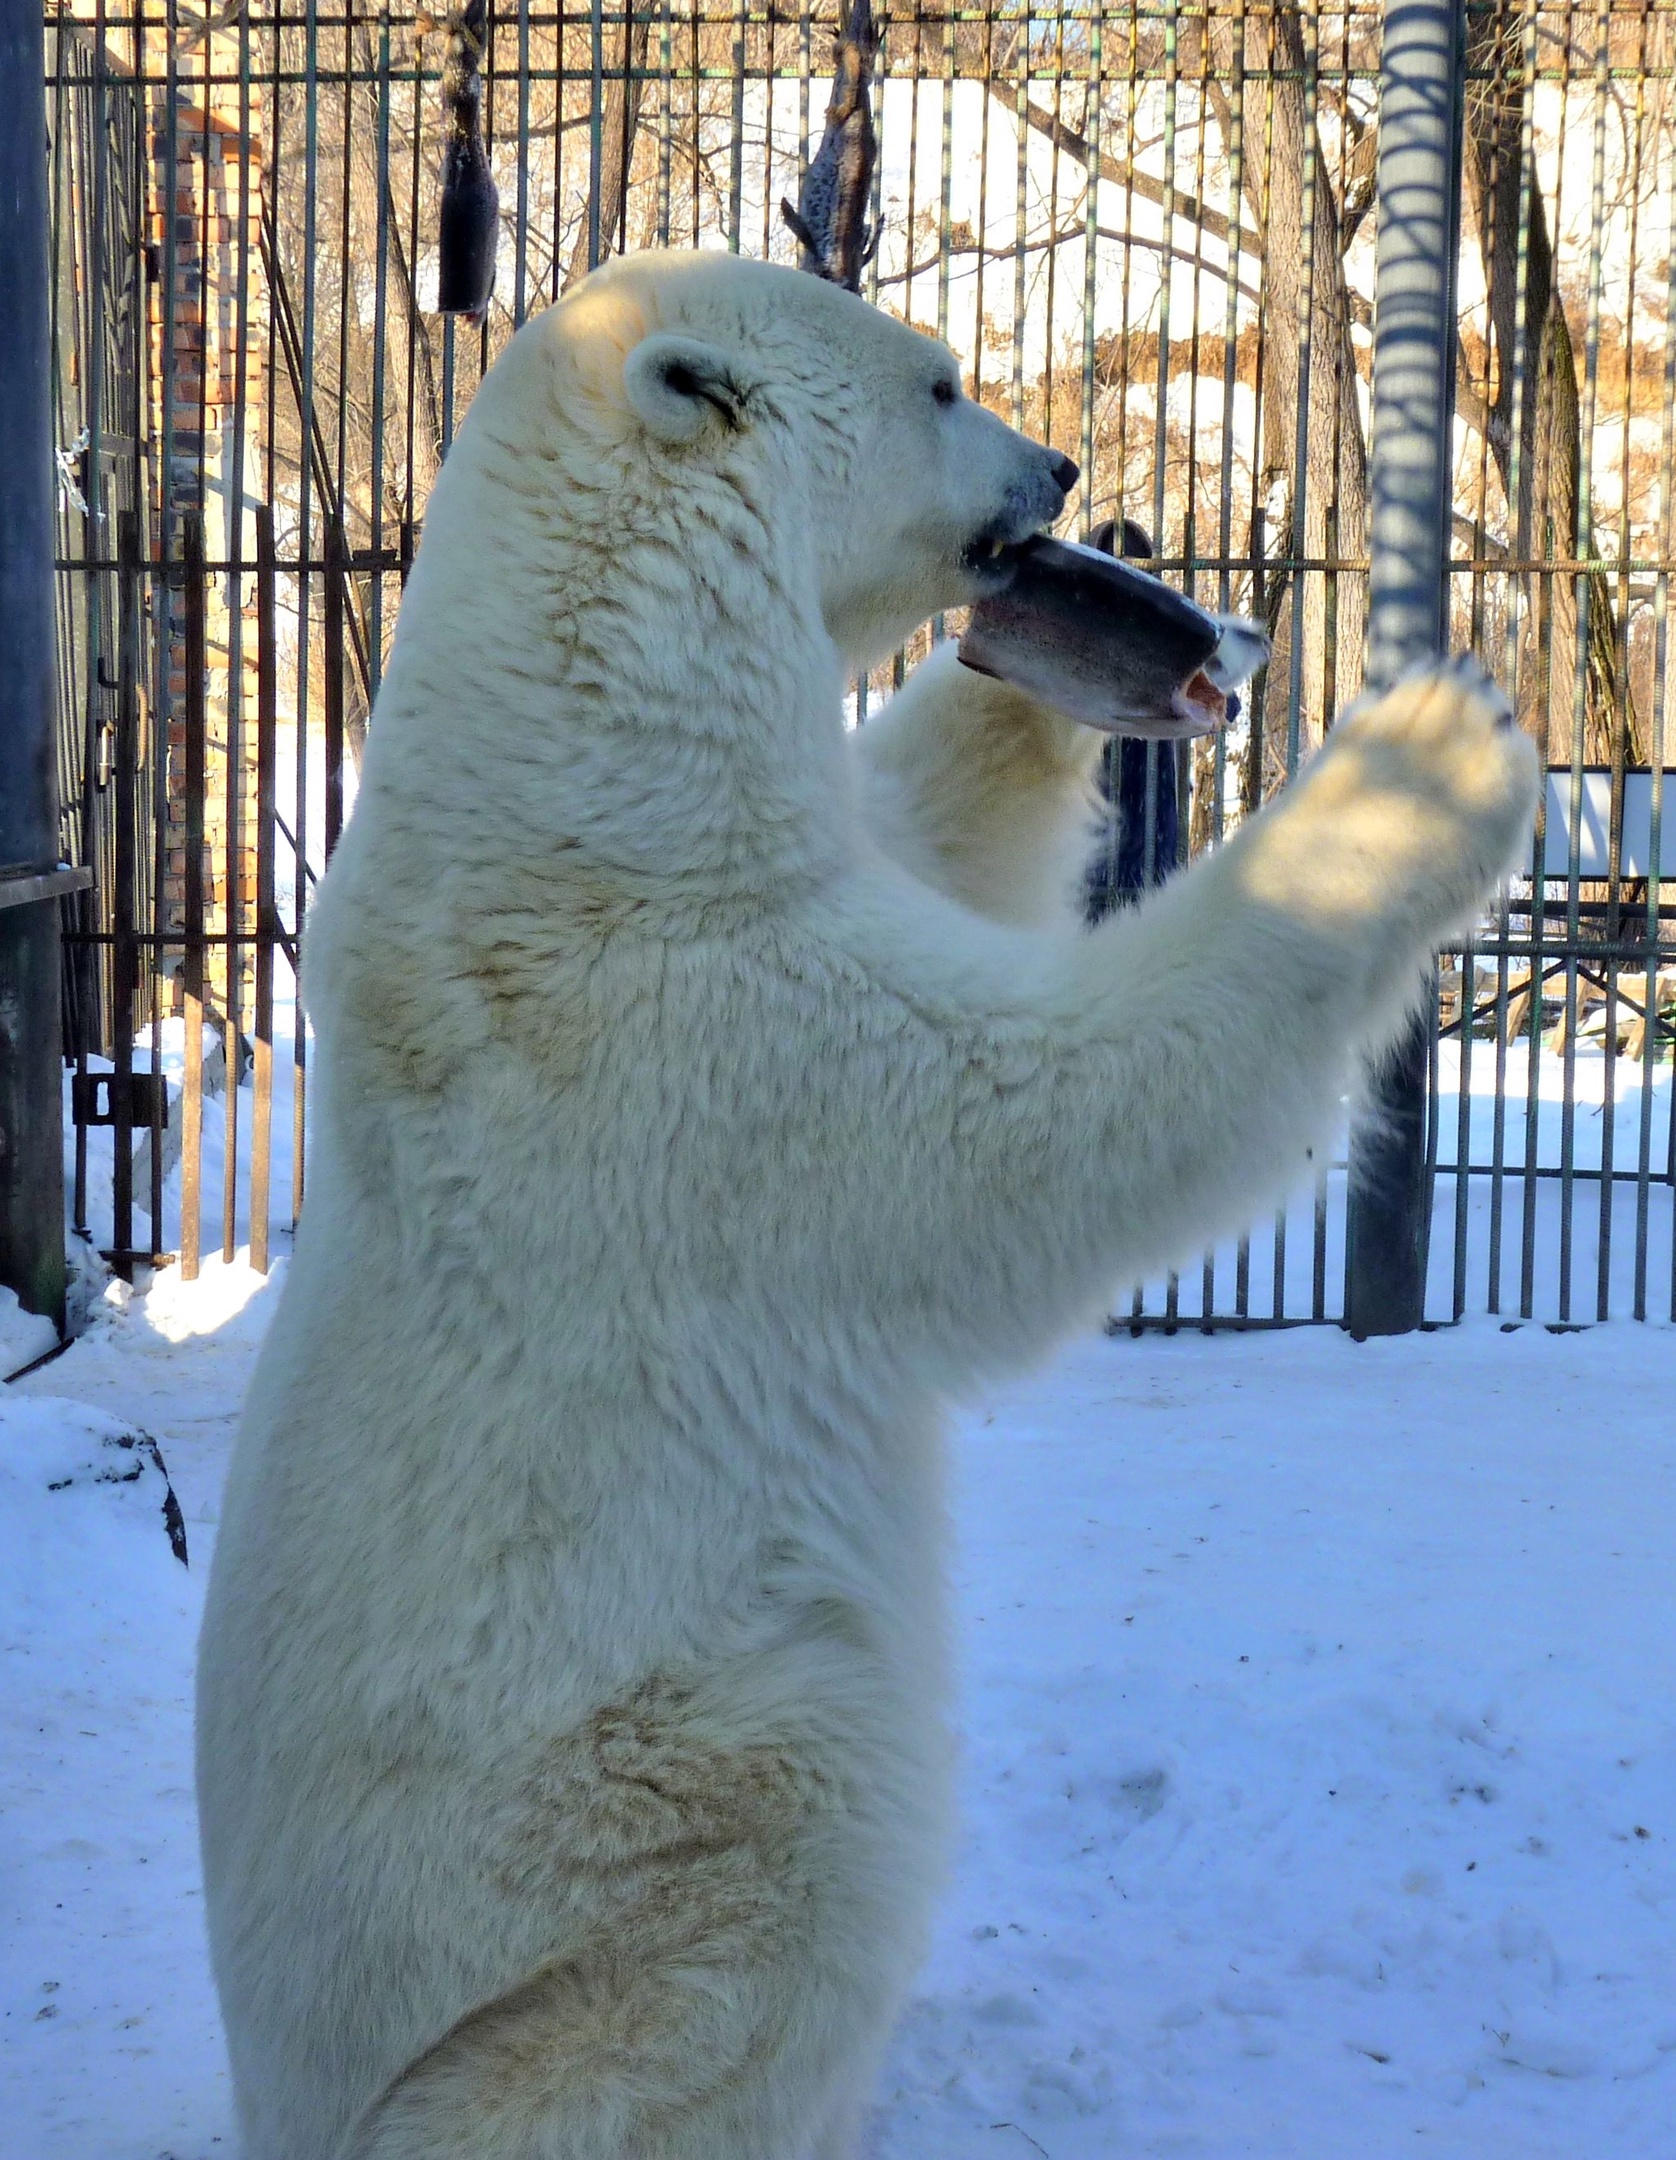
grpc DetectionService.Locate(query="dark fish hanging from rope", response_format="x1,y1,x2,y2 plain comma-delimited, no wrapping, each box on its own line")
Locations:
781,0,879,293
435,0,499,318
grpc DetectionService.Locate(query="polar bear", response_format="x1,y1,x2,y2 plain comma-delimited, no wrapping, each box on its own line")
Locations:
196,250,1537,2160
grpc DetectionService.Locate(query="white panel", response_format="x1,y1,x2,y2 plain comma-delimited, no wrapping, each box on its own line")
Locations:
1541,771,1676,880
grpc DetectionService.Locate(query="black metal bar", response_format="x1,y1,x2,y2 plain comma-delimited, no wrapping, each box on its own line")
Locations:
180,512,206,1283
0,0,67,1332
0,865,91,909
251,506,276,1275
1344,0,1467,1338
110,509,139,1275
325,518,346,862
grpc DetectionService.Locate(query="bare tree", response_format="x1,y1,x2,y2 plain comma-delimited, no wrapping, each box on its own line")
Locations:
1462,0,1641,765
1232,2,1369,805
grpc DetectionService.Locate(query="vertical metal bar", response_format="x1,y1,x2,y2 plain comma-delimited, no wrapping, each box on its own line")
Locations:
1344,0,1467,1337
1078,5,1100,511
80,0,109,1149
1568,0,1610,1319
657,0,674,245
180,511,207,1282
295,0,322,1231
1485,0,1537,1313
48,20,89,1253
971,1,994,410
1206,0,1240,1340
1241,11,1276,818
222,8,256,1270
1452,936,1474,1318
150,0,181,1259
932,1,952,346
761,0,777,261
402,17,423,535
251,505,277,1275
726,0,744,250
1041,9,1064,454
590,0,605,266
368,7,392,712
0,0,68,1330
1511,0,1543,1319
1641,75,1676,1321
515,0,532,321
325,518,346,862
1010,14,1028,433
1544,0,1582,1322
1214,0,1247,832
903,16,922,336
111,511,139,1274
689,0,701,248
1602,0,1649,1324
1152,0,1177,556
1550,0,1605,1325
1284,0,1318,783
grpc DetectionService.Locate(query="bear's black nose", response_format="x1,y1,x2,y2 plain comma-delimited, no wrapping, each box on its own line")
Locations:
1051,453,1080,497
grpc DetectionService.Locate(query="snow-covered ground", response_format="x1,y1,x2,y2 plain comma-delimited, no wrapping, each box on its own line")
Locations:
3,1261,1671,2159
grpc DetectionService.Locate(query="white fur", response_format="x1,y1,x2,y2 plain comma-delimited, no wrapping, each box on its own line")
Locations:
195,252,1539,2160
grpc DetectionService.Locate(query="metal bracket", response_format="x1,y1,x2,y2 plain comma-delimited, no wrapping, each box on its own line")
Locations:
71,1070,169,1130
0,863,94,911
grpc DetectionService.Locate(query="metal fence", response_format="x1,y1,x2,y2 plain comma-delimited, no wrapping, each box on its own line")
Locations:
44,0,1676,1323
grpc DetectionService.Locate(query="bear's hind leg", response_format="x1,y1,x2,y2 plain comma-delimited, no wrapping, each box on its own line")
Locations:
340,1920,894,2160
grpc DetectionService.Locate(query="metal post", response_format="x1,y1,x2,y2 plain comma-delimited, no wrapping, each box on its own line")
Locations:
1344,0,1467,1337
0,0,71,1336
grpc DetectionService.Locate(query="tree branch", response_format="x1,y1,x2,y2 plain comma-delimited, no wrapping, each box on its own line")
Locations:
994,88,1252,263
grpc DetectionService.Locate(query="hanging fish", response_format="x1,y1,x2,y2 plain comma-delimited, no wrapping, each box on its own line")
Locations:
781,0,879,294
435,0,499,318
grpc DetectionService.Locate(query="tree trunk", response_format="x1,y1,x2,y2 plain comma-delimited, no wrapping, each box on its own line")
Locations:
1462,0,1640,764
1241,1,1368,805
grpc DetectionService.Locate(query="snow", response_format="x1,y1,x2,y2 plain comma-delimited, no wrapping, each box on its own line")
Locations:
0,1289,57,1380
886,1327,1676,2159
2,1274,1672,2158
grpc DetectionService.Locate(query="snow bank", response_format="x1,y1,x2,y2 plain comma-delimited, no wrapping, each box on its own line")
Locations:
0,1287,57,1380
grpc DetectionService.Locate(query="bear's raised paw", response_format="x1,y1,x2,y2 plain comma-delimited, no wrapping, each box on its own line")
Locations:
1329,651,1538,861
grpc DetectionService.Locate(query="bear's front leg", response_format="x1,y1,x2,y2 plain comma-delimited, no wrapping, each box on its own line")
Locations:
814,655,1539,1371
853,640,1103,931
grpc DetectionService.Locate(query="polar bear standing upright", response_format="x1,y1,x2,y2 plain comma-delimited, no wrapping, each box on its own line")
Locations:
197,251,1537,2160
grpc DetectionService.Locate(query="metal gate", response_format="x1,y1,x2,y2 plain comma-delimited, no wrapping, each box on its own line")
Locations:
44,0,1676,1323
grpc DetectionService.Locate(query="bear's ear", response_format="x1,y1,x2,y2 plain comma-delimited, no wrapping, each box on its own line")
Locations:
622,333,748,444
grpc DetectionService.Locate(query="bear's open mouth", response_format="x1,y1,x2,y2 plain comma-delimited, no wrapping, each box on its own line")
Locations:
959,531,1035,578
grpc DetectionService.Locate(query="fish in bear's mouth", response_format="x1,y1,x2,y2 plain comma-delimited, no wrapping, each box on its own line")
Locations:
956,533,1270,740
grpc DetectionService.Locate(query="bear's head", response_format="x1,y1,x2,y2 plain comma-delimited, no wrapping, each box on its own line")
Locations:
336,251,1082,944
406,249,1079,679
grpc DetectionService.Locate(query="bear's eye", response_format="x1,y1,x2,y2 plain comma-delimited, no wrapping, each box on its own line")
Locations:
932,377,959,408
